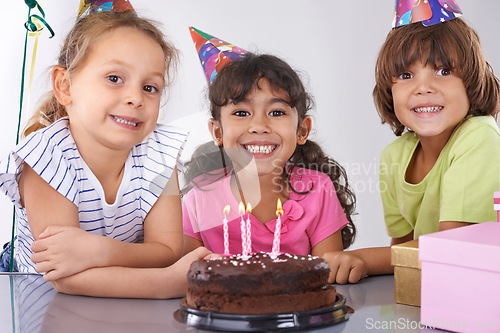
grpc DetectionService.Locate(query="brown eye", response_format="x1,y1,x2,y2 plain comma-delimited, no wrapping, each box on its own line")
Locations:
143,85,158,93
397,72,412,80
437,68,452,76
233,110,250,117
107,75,122,83
269,110,285,117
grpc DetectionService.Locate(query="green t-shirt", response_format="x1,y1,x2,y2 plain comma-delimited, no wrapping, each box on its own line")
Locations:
380,116,500,239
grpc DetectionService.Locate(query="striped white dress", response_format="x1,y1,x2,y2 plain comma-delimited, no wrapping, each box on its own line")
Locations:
0,117,187,273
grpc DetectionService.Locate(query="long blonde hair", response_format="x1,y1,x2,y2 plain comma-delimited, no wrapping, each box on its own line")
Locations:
23,10,178,137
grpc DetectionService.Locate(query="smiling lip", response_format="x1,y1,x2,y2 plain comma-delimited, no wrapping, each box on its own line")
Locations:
111,115,140,128
243,143,278,155
412,105,443,113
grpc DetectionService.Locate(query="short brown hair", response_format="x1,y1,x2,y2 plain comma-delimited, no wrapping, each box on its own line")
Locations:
373,18,500,136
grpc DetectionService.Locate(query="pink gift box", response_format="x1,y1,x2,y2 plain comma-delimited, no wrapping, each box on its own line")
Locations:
419,222,500,333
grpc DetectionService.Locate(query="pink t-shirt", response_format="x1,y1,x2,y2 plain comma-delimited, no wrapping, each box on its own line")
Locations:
183,167,349,255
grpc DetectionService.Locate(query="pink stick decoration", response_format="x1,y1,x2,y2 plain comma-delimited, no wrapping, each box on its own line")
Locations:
246,203,252,255
239,202,247,256
223,205,230,255
271,199,283,255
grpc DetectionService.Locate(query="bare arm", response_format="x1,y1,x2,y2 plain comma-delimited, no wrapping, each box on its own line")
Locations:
321,221,471,284
183,235,204,255
337,223,470,283
97,168,184,268
320,231,414,284
439,221,472,231
50,247,212,299
19,163,80,238
25,164,184,280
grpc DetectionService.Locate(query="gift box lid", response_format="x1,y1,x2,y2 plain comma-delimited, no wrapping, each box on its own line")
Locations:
419,222,500,272
391,240,421,269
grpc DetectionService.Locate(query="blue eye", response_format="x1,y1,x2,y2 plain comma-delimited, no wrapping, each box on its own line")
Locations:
107,75,123,83
398,72,413,80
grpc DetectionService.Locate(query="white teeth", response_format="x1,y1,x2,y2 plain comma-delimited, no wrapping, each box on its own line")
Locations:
245,145,276,154
414,106,443,113
113,116,138,127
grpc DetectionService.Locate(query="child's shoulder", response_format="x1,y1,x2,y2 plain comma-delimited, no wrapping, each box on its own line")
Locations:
149,123,189,144
28,117,72,141
448,115,500,152
19,117,75,154
456,115,500,136
184,169,229,197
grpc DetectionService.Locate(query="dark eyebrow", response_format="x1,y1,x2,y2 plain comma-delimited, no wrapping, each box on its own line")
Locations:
269,98,291,106
230,97,291,106
231,97,248,105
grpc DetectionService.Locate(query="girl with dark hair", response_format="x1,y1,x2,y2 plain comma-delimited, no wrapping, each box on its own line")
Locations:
182,53,360,284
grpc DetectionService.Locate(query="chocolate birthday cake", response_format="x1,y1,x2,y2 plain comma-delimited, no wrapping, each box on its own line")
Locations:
186,252,336,315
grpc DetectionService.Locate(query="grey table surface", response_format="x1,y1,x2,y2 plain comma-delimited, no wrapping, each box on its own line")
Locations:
0,273,443,332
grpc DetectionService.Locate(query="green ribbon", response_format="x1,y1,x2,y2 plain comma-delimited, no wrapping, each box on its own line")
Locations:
9,0,55,272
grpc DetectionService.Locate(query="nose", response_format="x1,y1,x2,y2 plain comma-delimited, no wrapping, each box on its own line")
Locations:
414,72,436,95
248,113,270,134
124,85,143,108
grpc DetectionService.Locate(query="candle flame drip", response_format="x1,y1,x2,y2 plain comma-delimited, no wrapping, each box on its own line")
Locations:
223,205,230,215
276,198,283,216
238,202,245,215
246,203,252,213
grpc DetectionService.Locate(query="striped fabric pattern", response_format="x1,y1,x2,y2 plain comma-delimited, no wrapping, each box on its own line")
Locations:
0,117,187,273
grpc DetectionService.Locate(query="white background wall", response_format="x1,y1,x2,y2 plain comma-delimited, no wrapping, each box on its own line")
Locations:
0,1,498,250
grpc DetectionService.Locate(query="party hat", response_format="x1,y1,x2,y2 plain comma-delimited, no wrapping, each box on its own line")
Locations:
189,27,248,83
77,0,135,21
392,0,462,28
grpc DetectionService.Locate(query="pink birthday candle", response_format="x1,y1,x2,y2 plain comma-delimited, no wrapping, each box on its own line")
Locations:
246,203,252,255
239,202,247,256
223,205,230,255
271,199,283,255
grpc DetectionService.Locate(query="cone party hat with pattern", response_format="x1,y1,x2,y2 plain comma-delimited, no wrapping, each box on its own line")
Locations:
392,0,462,28
77,0,135,21
189,27,248,83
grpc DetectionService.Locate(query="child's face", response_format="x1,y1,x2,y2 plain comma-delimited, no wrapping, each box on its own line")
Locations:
210,78,310,177
60,27,165,153
391,60,469,143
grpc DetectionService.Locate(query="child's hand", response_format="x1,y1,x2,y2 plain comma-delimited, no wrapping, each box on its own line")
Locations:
322,251,368,284
170,247,212,279
30,225,104,281
203,253,223,260
176,247,212,266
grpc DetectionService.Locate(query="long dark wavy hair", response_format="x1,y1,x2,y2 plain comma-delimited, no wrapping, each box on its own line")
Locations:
183,54,356,249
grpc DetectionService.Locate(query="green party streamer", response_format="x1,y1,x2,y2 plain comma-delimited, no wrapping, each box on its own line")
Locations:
10,0,54,272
